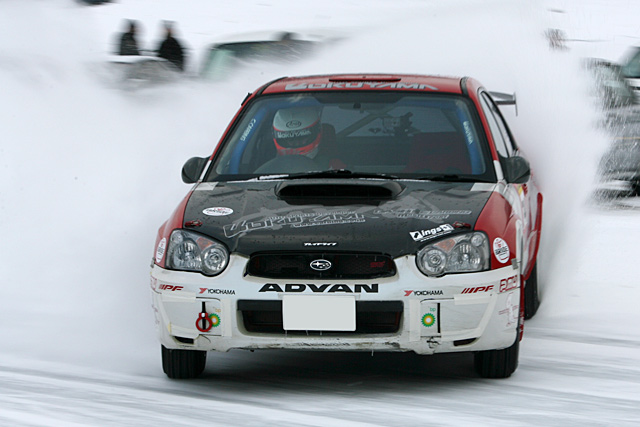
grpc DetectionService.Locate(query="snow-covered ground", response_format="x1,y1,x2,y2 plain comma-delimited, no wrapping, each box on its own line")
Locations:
1,0,640,425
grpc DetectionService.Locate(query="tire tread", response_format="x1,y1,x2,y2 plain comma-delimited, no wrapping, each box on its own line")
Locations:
524,263,540,320
474,338,519,378
161,345,206,379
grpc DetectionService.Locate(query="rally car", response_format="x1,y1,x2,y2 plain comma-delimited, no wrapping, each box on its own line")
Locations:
150,74,543,379
102,55,182,90
584,59,640,199
199,29,346,82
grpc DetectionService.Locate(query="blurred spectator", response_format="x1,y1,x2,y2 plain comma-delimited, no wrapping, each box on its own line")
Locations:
545,28,568,51
156,21,186,71
117,19,141,55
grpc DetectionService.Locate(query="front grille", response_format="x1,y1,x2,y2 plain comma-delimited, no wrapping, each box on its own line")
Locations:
238,300,403,334
246,252,396,279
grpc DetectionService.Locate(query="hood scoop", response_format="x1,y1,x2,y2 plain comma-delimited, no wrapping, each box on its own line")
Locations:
276,180,403,205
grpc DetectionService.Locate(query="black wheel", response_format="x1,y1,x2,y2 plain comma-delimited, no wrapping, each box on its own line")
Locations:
161,345,206,379
524,263,540,320
474,337,519,378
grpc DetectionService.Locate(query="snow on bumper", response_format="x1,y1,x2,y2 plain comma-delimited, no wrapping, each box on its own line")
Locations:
150,255,520,355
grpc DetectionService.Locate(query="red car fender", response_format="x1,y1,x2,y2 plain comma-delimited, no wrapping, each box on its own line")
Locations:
152,190,194,268
475,191,519,269
476,190,529,341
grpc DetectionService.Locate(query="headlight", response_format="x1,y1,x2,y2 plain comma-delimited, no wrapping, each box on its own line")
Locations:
166,229,229,276
416,232,489,277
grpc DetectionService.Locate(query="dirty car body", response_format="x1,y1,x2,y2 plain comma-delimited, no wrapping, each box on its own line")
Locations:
584,58,640,197
151,74,543,379
199,30,343,81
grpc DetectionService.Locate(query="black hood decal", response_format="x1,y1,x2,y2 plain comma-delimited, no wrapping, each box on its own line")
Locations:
184,180,494,257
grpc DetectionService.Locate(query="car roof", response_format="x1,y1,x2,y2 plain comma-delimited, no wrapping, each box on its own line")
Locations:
260,74,466,95
210,29,346,46
107,55,172,64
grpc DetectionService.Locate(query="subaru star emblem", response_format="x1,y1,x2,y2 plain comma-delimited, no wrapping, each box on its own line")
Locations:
310,259,332,271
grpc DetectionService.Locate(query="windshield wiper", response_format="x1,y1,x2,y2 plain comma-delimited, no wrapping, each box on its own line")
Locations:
261,169,399,180
412,174,492,183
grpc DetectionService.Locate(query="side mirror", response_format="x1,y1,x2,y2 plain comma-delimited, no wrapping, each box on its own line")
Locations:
181,156,208,184
504,156,531,184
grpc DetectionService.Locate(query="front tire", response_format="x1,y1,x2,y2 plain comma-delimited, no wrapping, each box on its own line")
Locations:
524,263,540,320
474,338,519,378
161,345,206,379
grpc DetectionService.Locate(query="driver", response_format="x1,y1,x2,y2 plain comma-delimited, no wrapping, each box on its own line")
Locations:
272,106,323,158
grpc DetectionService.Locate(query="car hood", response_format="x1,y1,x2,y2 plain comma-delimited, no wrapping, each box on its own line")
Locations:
183,179,495,257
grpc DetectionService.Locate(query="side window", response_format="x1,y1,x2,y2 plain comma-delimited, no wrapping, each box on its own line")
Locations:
482,93,517,155
479,93,510,159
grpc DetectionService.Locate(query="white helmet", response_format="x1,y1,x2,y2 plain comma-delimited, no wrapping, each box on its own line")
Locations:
273,106,322,157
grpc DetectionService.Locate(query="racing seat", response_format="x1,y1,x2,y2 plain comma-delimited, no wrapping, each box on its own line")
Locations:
403,131,472,174
316,124,347,170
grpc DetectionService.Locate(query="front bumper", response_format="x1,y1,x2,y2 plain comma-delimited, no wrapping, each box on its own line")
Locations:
150,255,520,355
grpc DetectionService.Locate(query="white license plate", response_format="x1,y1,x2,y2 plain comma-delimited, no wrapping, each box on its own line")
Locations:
282,295,356,331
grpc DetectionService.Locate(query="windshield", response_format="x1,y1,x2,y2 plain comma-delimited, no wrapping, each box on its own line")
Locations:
206,92,496,182
200,41,316,80
591,63,636,108
622,48,640,79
